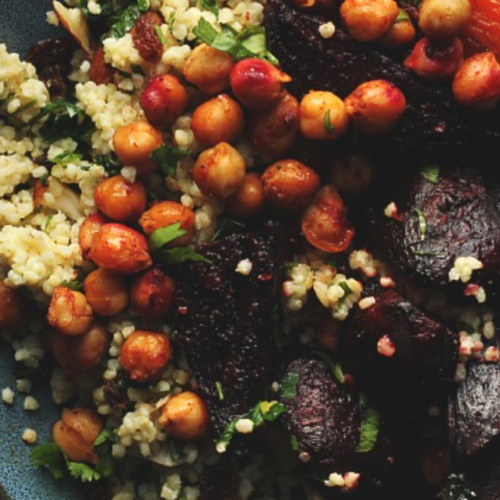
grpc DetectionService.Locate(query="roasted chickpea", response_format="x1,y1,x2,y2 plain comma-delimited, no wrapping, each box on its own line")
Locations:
79,213,109,259
0,281,28,329
88,224,152,274
421,441,452,487
230,58,291,110
316,316,341,351
94,175,147,223
193,142,246,198
53,408,103,464
419,0,471,41
404,37,464,82
159,391,210,441
330,152,374,196
261,160,320,210
113,121,163,176
139,201,195,246
452,52,500,111
130,268,175,319
83,268,128,316
344,80,406,135
226,173,265,219
119,330,172,382
140,74,189,128
302,185,355,253
192,94,244,147
184,44,234,95
380,11,416,50
248,92,299,160
53,322,110,377
299,91,349,141
340,0,399,42
48,286,94,336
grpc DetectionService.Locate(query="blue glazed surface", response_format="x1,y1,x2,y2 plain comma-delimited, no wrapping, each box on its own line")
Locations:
0,2,86,499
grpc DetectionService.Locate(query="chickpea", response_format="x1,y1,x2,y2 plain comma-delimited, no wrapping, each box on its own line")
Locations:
419,0,471,41
230,58,291,110
159,391,210,441
452,52,500,111
404,37,464,82
344,80,406,135
184,44,234,95
88,224,152,274
139,201,195,246
119,330,172,382
113,121,163,176
261,160,320,210
301,185,355,253
226,173,265,219
299,91,349,141
130,268,175,319
192,94,244,148
140,74,189,128
193,142,246,199
48,286,94,337
53,408,103,464
340,0,399,42
83,268,128,316
380,12,416,50
316,316,341,351
330,152,374,196
94,175,147,223
79,213,109,259
53,322,110,377
0,281,28,329
248,92,299,160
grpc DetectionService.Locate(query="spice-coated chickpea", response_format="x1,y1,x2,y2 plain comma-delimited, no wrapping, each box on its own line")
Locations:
230,58,291,110
159,391,210,441
301,185,355,253
452,52,500,111
248,92,299,160
130,268,175,319
184,44,234,95
193,142,246,198
53,322,110,377
380,12,416,50
79,213,109,260
53,408,103,464
340,0,399,42
83,268,128,317
330,152,374,196
113,121,163,176
226,173,265,219
94,175,147,223
418,0,471,41
0,281,28,329
140,74,189,128
119,330,172,382
48,286,94,337
344,80,406,134
192,94,245,147
88,224,152,274
299,91,349,141
139,201,195,246
261,160,320,210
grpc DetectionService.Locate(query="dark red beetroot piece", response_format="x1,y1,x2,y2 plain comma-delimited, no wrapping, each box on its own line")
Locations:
264,0,500,151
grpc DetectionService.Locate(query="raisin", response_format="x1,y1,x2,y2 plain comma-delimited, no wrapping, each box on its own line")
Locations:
131,12,164,64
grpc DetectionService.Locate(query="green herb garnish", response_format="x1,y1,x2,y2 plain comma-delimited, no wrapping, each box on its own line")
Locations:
168,438,183,463
357,406,381,453
52,153,83,165
324,109,335,134
157,246,212,265
279,372,299,400
9,99,37,117
149,222,186,251
150,144,189,178
212,218,245,240
412,208,426,241
395,9,410,22
109,1,150,39
30,443,66,480
216,381,224,401
420,164,440,184
155,25,167,44
200,0,219,15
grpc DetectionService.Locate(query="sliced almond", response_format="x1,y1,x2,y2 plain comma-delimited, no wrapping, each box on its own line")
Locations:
53,1,95,54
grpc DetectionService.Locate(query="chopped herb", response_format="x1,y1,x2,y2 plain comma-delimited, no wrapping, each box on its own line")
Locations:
93,429,114,447
443,474,477,500
413,250,446,258
61,277,84,292
79,0,115,20
155,25,167,44
279,372,299,400
94,155,122,176
138,0,150,10
412,208,426,241
200,0,219,15
131,64,145,75
30,443,66,480
156,246,212,265
290,435,299,452
39,173,49,187
213,218,245,240
338,281,353,302
9,99,37,117
357,406,381,453
395,9,410,22
109,2,148,39
52,153,83,165
420,164,440,184
310,350,345,384
324,109,335,134
67,462,102,483
44,214,55,231
168,438,183,463
149,222,187,251
150,144,189,178
215,381,224,401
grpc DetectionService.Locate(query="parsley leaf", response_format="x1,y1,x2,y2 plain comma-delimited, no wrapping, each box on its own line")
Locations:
94,154,122,176
357,406,381,453
67,462,102,483
155,25,167,44
310,350,345,384
213,218,245,240
150,144,189,178
149,222,187,251
93,429,114,447
395,9,410,22
279,372,299,400
200,0,219,15
412,208,426,241
157,246,212,265
61,278,84,291
324,109,335,134
30,443,66,480
215,381,224,401
109,1,150,39
420,164,440,184
52,153,83,165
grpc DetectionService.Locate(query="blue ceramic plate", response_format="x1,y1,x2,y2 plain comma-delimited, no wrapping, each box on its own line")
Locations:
0,2,85,499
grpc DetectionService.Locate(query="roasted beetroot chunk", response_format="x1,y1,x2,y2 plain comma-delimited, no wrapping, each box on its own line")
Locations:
340,288,458,405
352,165,500,301
174,221,288,431
264,0,500,152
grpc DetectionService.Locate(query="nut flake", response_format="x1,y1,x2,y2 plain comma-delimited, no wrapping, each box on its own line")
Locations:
235,259,253,275
377,335,396,357
449,256,483,283
359,296,376,310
